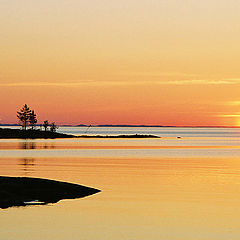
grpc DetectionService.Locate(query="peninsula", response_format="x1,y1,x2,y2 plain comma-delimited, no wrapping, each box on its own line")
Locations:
0,128,159,139
0,128,75,139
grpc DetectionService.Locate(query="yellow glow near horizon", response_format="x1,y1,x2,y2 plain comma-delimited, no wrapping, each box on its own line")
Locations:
236,117,240,127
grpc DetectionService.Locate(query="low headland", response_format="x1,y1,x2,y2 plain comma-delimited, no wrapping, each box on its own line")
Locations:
0,176,100,209
0,128,159,139
0,128,75,139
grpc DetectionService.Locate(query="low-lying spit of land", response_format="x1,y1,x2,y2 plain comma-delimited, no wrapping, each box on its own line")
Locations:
0,128,159,139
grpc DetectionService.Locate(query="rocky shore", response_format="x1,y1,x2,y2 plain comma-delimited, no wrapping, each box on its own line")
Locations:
0,176,100,209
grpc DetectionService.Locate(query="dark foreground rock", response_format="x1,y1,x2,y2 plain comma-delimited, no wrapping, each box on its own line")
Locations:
0,176,100,209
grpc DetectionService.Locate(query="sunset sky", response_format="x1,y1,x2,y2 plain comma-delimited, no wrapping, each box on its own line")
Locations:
1,0,240,126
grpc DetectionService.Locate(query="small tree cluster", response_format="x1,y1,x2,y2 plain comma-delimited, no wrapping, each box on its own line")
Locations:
17,104,37,130
17,104,58,132
43,120,58,132
50,122,58,132
43,120,49,131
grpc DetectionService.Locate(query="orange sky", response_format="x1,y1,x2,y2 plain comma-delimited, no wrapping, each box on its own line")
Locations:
1,0,240,126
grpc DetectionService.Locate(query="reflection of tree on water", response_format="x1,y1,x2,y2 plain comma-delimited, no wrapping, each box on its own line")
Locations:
20,141,36,149
44,143,55,149
19,141,56,149
19,158,35,174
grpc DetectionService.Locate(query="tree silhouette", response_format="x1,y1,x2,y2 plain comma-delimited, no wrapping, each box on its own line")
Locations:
43,120,49,131
50,122,58,132
29,110,37,129
17,104,32,130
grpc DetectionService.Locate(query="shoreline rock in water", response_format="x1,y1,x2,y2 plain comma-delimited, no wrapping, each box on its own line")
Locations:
0,176,100,209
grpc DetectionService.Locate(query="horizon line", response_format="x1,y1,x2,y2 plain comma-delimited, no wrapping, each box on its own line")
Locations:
0,123,239,128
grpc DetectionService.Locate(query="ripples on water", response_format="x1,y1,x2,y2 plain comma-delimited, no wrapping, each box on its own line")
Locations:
1,127,240,240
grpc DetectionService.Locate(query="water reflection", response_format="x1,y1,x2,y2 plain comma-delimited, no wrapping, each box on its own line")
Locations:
19,158,35,173
18,141,56,150
19,141,36,150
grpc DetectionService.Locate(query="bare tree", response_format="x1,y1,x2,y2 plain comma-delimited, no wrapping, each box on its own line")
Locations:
17,104,32,130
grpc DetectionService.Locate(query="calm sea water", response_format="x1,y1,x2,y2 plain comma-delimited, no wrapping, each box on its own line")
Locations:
1,127,240,240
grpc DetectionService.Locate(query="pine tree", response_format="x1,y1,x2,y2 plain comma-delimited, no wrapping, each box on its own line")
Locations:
17,104,32,130
29,110,37,129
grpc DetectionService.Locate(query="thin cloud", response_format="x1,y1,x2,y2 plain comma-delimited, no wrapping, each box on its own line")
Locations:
155,79,238,85
0,78,240,87
0,81,94,87
224,78,240,82
0,81,138,87
218,114,240,117
227,101,240,106
118,72,198,77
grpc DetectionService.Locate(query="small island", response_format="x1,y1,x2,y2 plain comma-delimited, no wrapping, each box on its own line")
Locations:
0,128,75,139
0,128,159,139
0,176,101,209
0,104,160,139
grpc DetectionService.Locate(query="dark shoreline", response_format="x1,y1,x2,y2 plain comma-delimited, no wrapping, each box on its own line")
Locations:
0,128,75,139
0,176,100,209
77,134,160,138
0,128,159,139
